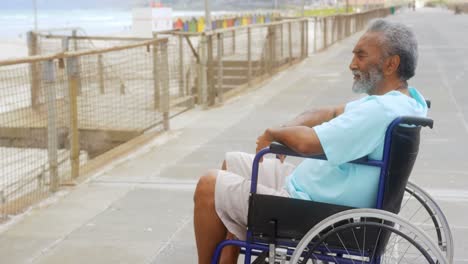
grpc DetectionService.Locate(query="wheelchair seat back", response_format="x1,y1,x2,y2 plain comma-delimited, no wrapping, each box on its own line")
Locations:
381,125,421,214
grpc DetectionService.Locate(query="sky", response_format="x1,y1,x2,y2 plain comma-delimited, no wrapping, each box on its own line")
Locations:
0,0,140,9
0,0,278,10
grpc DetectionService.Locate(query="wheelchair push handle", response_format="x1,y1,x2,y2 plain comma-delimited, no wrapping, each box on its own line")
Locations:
425,99,431,109
399,116,434,129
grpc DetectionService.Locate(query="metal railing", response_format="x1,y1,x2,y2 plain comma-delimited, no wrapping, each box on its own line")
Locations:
0,7,393,221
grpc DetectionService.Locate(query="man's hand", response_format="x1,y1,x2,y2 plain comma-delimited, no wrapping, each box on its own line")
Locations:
256,129,273,155
256,129,286,163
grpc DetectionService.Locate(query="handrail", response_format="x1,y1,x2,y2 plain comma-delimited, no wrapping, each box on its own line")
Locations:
37,34,153,42
0,38,168,66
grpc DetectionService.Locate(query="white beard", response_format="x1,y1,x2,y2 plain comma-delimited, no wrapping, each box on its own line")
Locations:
352,66,384,94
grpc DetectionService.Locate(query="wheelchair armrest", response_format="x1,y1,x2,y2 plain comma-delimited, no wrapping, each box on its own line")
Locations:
269,142,327,160
269,142,370,164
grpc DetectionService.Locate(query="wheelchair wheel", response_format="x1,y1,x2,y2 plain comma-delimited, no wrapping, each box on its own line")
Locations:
290,209,447,264
399,181,454,262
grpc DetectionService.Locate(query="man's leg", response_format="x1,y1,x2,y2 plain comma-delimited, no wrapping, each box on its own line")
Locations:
194,154,294,263
219,160,241,264
194,171,227,264
219,232,240,264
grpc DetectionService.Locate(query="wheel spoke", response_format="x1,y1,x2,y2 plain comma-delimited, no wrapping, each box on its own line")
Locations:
396,234,416,263
368,221,383,263
385,233,400,261
400,190,415,211
349,223,364,263
362,218,366,259
321,241,339,263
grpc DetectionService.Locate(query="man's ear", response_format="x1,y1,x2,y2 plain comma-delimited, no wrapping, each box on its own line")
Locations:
384,55,400,76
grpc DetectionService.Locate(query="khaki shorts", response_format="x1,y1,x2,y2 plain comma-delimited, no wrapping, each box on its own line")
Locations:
214,152,296,240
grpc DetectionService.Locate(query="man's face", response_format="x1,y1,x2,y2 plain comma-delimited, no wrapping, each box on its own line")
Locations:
349,32,385,94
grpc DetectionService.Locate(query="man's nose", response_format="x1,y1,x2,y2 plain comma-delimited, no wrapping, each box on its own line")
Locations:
349,57,357,71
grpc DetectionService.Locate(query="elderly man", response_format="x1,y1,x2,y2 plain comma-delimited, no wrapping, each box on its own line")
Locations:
193,18,428,264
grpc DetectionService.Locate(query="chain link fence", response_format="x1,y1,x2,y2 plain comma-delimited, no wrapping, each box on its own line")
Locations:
198,19,308,106
36,30,199,110
0,38,181,222
0,7,392,222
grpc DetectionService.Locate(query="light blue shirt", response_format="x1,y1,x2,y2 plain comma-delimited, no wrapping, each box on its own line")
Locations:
286,87,428,208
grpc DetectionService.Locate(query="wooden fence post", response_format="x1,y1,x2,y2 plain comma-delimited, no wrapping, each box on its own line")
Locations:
300,20,305,59
27,31,40,109
207,35,215,106
42,60,59,192
66,57,80,179
271,25,277,71
178,34,185,97
334,16,338,42
61,36,69,52
152,37,160,110
160,40,170,131
247,28,252,86
0,190,5,221
323,17,328,49
267,26,275,74
198,35,208,106
217,33,224,103
280,23,284,58
305,19,309,57
338,15,342,41
98,54,105,94
71,29,78,50
346,15,350,37
71,29,82,95
314,17,317,53
330,16,333,45
232,30,236,55
288,22,292,64
221,31,225,57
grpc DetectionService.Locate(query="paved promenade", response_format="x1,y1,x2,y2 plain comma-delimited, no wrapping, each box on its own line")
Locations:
0,8,467,264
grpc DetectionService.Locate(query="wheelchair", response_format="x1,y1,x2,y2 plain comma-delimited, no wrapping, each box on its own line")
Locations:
211,114,453,264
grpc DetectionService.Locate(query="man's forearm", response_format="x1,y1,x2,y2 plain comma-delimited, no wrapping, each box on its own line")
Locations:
266,126,324,155
281,106,344,128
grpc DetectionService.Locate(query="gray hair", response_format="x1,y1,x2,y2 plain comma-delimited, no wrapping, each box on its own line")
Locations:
367,19,418,81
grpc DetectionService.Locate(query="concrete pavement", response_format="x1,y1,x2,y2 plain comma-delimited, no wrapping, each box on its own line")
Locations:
0,8,467,264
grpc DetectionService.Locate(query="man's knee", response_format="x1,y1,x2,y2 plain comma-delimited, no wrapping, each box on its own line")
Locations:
194,170,218,205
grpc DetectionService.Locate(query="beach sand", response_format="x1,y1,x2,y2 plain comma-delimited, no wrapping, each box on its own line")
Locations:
0,37,28,61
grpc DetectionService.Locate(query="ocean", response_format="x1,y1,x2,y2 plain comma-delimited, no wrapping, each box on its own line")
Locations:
0,9,233,38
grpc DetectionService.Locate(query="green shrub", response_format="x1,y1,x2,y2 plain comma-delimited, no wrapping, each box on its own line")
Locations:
300,7,355,17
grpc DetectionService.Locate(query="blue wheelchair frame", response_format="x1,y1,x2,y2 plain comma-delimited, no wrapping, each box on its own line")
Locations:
211,116,434,264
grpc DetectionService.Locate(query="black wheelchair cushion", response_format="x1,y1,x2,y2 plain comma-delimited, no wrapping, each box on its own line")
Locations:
248,194,354,242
